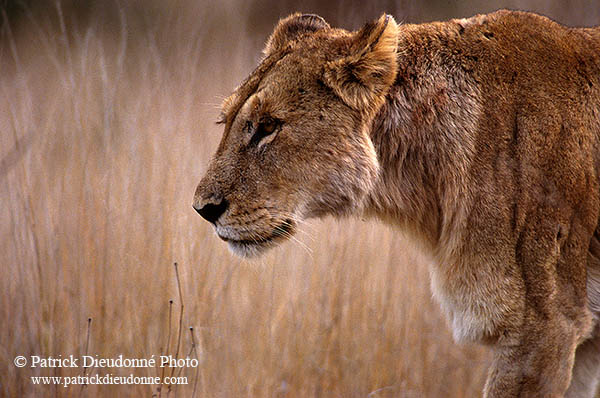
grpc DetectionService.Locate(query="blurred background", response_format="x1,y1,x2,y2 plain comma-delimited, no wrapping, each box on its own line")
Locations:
1,1,598,396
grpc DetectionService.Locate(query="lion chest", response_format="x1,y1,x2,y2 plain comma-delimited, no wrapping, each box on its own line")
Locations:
427,254,522,344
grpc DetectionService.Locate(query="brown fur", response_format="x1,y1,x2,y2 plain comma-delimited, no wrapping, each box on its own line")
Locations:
194,10,600,397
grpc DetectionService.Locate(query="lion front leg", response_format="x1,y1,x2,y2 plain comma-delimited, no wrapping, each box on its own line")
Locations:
483,317,579,398
480,207,594,397
565,324,600,398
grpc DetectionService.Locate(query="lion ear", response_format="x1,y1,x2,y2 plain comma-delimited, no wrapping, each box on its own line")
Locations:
323,15,399,114
263,13,330,56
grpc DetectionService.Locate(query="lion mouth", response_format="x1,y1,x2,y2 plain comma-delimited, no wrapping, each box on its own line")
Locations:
218,219,295,256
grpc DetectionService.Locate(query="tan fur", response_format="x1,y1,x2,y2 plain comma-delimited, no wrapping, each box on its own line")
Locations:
194,10,600,397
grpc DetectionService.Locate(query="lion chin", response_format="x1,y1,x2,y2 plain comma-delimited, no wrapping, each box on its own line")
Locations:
225,240,270,258
217,219,296,258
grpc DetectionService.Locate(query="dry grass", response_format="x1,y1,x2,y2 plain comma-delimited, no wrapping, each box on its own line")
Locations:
20,1,600,396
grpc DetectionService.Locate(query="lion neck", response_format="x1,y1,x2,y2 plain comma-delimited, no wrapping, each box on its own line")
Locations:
363,21,479,253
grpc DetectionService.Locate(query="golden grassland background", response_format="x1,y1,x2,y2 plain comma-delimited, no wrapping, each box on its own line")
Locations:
1,1,598,396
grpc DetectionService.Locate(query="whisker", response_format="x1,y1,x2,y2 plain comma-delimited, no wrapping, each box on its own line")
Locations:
285,233,314,258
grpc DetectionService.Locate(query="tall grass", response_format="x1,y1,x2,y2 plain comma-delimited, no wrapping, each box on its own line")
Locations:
18,0,600,396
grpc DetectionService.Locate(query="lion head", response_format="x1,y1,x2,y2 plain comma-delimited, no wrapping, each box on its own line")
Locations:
193,13,399,257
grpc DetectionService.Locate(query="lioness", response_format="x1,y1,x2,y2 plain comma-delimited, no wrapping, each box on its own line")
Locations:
193,10,600,397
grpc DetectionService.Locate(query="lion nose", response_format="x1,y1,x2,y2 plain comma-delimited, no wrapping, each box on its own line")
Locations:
193,197,229,224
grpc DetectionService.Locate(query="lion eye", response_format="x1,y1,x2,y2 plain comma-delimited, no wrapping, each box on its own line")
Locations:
215,113,226,125
249,118,280,146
